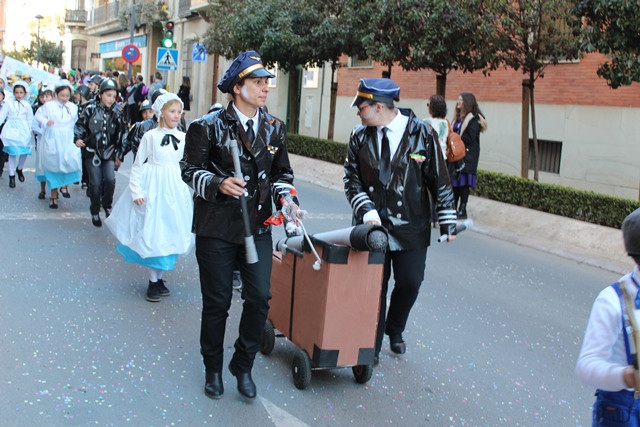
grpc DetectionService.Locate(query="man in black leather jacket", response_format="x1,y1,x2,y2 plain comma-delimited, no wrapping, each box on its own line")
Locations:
74,78,128,227
344,78,457,365
181,50,298,400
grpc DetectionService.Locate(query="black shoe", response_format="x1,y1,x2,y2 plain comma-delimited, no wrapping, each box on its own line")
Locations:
204,371,224,399
38,191,46,200
389,335,406,354
91,214,102,227
9,176,15,188
60,188,71,198
456,203,467,220
373,356,379,366
156,278,170,296
49,197,58,209
16,169,24,182
228,363,256,399
146,281,161,302
81,182,87,189
104,207,112,217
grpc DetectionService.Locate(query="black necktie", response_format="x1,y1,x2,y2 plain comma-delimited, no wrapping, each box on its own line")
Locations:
379,127,390,185
246,119,255,143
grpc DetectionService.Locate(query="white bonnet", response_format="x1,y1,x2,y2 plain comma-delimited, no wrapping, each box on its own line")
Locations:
151,91,183,118
12,80,30,95
54,79,73,92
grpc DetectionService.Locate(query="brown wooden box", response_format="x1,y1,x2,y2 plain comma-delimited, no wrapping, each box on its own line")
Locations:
269,239,384,368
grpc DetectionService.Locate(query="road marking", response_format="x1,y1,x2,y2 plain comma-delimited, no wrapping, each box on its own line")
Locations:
260,397,310,427
0,211,91,220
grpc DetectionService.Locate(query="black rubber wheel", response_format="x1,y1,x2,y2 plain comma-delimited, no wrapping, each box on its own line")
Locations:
292,349,312,389
260,319,275,355
352,364,373,384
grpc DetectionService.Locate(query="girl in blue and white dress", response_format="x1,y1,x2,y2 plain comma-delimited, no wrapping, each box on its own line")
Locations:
0,81,33,188
105,92,193,303
34,80,81,209
32,85,55,199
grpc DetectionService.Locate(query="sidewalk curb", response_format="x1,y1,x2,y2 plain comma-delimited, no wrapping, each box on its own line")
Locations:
289,154,629,275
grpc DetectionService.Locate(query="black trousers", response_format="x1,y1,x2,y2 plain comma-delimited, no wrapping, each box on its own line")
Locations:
195,233,273,373
375,247,428,355
84,157,116,215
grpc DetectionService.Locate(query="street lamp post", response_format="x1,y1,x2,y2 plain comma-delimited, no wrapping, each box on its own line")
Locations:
35,14,43,69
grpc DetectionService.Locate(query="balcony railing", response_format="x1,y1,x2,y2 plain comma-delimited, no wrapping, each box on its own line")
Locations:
179,0,210,17
65,9,88,23
90,1,121,26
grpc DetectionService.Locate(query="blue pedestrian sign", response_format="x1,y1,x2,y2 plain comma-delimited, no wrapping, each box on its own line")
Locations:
156,47,178,71
192,44,207,62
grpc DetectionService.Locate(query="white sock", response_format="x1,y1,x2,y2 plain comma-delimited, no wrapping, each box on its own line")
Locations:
149,268,159,283
7,156,16,175
17,154,27,170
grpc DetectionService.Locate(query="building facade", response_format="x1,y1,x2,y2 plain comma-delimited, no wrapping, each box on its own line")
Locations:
59,1,640,200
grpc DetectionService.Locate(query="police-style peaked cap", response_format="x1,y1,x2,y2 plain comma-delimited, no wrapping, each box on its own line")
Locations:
217,50,275,94
351,78,400,107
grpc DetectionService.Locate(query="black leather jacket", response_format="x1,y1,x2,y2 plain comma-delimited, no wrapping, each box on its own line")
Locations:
74,99,127,161
180,102,296,243
122,117,158,159
344,108,456,251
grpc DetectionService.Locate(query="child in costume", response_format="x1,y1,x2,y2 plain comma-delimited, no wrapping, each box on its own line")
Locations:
74,78,127,227
0,81,33,188
33,80,81,209
33,85,55,199
576,207,640,425
105,92,193,302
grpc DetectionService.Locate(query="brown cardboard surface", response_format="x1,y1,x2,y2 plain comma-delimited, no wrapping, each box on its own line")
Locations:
269,245,383,368
269,251,296,338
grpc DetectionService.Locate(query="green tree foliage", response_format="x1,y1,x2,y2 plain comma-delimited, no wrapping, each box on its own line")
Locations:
572,0,640,89
32,37,64,68
16,34,64,68
496,0,580,181
356,0,501,97
202,0,360,134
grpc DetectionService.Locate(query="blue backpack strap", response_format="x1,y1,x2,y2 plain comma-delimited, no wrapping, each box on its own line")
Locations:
612,282,635,366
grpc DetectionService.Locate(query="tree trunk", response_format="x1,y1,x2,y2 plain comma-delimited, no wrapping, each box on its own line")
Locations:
327,67,337,140
436,74,446,97
287,69,300,134
521,80,530,179
529,77,540,182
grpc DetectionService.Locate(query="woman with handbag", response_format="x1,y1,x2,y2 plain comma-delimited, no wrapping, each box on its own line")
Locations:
451,92,487,219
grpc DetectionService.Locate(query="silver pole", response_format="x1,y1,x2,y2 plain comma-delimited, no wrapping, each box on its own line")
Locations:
128,1,135,80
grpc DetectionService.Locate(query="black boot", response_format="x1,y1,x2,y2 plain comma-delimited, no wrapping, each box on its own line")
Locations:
9,175,15,188
16,169,25,182
146,281,161,302
456,203,467,219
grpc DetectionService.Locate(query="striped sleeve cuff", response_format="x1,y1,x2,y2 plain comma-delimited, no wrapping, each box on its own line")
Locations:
350,192,373,216
437,209,457,225
192,170,214,200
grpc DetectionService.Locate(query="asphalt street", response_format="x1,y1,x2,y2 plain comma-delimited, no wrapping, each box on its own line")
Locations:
0,154,626,426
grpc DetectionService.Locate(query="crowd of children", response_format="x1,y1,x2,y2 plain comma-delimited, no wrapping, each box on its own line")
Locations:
0,71,193,303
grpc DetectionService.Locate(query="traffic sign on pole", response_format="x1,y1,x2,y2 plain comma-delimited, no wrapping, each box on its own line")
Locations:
156,47,178,71
122,44,141,64
192,44,207,62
